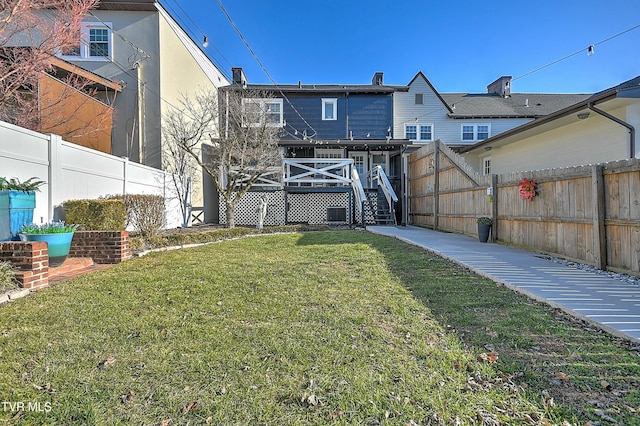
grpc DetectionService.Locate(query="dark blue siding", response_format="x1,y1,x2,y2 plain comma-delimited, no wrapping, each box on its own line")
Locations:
281,93,393,141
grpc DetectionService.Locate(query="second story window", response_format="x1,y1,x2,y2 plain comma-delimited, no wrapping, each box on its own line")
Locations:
61,22,112,60
322,98,337,120
420,125,432,141
242,98,284,127
415,93,423,105
405,125,417,140
461,124,490,141
405,124,433,143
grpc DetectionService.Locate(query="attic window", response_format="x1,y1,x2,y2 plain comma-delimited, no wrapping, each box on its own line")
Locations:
322,98,337,120
415,93,424,105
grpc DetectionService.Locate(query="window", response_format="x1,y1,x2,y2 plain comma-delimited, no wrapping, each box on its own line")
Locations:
405,125,417,140
242,98,284,127
419,125,432,141
483,157,492,175
415,93,423,105
89,28,110,57
461,124,491,141
462,125,475,141
405,124,433,143
477,125,489,140
322,98,337,120
60,22,112,60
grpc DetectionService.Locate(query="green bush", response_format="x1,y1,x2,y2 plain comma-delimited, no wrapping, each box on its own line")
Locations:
109,194,165,237
0,261,17,291
64,199,127,231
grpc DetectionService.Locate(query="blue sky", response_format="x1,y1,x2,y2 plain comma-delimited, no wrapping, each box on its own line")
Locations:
164,0,640,94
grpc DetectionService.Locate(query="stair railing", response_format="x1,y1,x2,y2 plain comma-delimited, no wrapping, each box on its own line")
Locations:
370,166,398,225
351,168,367,226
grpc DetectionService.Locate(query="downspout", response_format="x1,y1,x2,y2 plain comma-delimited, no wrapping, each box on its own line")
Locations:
588,102,635,159
135,61,146,164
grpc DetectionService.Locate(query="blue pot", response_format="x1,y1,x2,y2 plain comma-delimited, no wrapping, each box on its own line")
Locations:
19,232,74,267
0,191,36,241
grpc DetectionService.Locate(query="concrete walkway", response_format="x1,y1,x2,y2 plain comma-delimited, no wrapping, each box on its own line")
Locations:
367,225,640,343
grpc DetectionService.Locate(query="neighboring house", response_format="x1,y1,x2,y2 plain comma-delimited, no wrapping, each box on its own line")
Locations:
212,69,411,226
459,76,640,174
393,72,589,151
59,0,229,206
40,56,122,154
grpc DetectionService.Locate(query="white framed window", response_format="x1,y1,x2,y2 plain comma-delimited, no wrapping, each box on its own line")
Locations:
419,125,433,141
405,123,433,143
322,98,337,120
405,125,417,140
483,156,491,175
242,98,284,127
461,124,491,141
60,22,113,61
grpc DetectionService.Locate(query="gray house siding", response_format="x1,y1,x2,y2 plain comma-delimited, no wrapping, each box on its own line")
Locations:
68,10,163,167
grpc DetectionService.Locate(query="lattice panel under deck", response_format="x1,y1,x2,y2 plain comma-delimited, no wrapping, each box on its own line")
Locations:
219,191,286,226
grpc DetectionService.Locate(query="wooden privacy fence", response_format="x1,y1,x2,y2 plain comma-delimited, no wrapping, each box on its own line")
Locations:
408,140,640,275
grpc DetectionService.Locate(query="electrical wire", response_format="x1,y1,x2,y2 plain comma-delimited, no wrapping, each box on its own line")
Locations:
217,0,319,140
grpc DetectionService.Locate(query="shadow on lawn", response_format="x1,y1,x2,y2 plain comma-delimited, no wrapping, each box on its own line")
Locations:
296,230,640,424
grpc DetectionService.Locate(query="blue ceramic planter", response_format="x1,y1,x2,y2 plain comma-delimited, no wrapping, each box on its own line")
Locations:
0,190,36,241
19,232,75,267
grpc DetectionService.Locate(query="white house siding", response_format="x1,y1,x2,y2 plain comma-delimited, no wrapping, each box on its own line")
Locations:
393,75,449,143
627,103,640,158
464,106,632,174
394,74,530,147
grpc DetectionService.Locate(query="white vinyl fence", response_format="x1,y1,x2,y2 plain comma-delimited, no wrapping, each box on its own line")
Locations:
0,120,186,229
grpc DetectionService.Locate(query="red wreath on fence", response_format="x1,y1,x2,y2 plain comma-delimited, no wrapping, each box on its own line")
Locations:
518,178,537,201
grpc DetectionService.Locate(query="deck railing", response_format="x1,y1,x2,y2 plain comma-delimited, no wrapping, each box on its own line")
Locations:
283,158,353,186
351,168,367,225
369,166,398,224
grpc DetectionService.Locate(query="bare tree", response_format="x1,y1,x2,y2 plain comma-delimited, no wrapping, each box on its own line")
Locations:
163,89,282,228
162,125,199,228
0,0,106,137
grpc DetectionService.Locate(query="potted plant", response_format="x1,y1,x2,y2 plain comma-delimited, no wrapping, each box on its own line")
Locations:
0,177,45,241
477,216,492,243
18,222,79,267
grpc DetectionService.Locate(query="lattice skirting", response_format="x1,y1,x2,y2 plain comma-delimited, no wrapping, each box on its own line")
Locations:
219,190,354,226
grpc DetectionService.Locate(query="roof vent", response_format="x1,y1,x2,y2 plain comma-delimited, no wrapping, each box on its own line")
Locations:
372,72,384,86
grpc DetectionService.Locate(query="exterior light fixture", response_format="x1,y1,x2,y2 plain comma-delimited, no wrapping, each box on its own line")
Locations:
577,112,590,120
203,36,209,48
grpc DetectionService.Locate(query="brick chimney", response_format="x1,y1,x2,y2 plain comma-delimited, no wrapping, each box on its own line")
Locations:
487,76,512,97
232,67,247,87
372,72,384,86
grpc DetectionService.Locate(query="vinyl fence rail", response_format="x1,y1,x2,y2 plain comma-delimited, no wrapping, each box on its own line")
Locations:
408,140,640,275
0,120,185,229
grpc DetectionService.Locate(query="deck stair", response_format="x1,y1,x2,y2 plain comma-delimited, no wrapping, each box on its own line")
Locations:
364,188,394,225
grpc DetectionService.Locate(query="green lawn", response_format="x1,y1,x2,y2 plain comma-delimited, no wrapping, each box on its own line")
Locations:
0,231,638,425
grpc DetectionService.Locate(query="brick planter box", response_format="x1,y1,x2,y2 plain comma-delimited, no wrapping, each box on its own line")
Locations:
1,230,130,290
0,241,48,289
69,230,131,264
